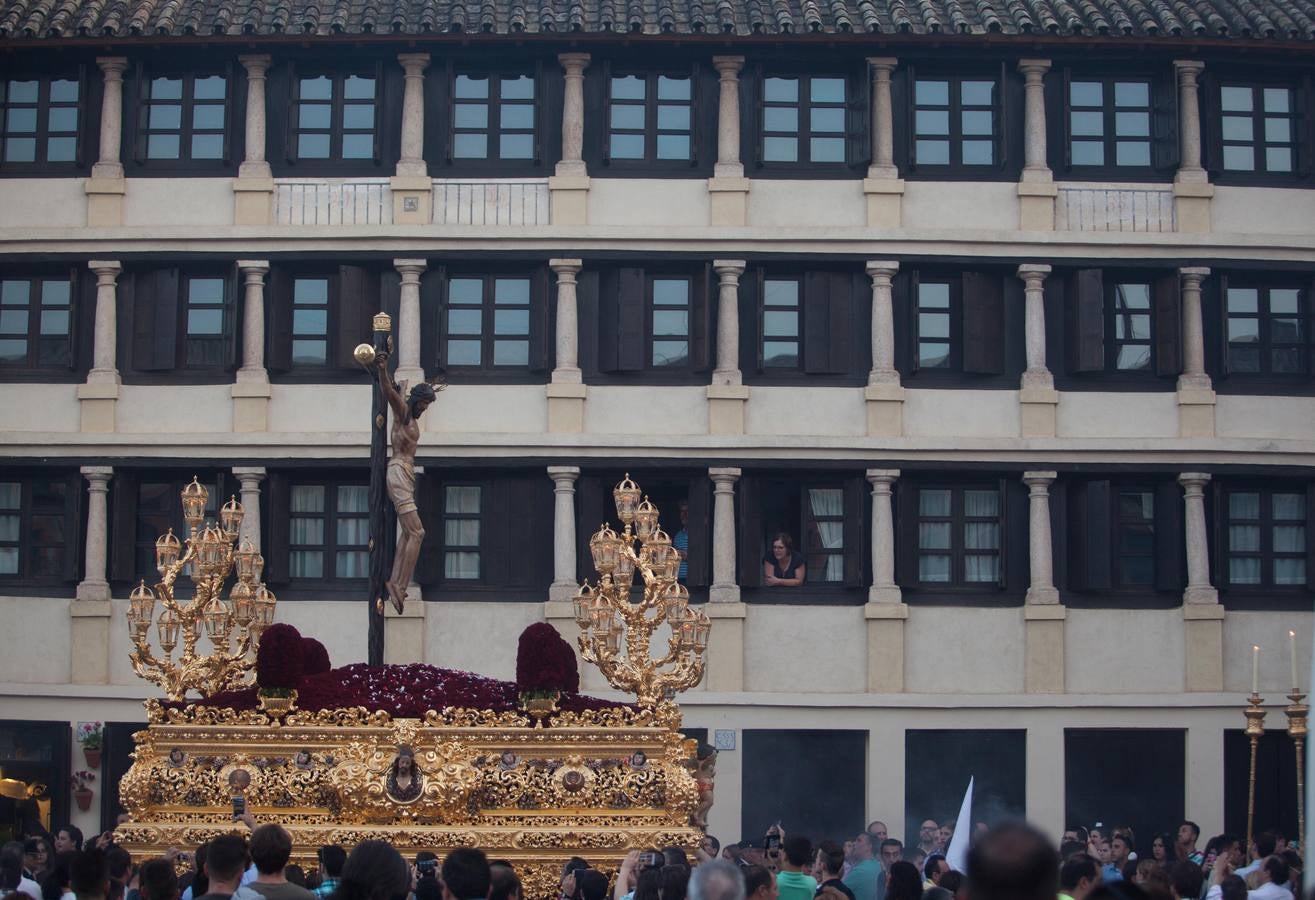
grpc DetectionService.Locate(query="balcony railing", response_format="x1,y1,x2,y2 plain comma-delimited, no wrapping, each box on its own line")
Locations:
273,179,393,226
1056,185,1175,233
432,179,550,226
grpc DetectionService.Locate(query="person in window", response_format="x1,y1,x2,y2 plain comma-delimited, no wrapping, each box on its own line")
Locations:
763,533,805,586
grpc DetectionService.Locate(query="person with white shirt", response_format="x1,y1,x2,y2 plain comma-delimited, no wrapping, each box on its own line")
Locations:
1205,854,1293,900
2,841,42,900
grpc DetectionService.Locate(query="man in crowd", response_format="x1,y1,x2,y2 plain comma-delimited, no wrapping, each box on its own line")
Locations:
138,858,180,900
1102,834,1131,882
1057,854,1100,900
55,828,84,854
812,843,853,900
921,855,948,891
440,848,491,900
864,824,887,846
1236,831,1277,879
247,826,314,900
878,840,902,876
936,824,953,855
70,850,110,900
1166,860,1202,900
311,847,344,900
194,836,248,900
775,838,815,900
690,861,745,900
841,834,881,900
915,822,939,859
965,822,1058,900
1176,822,1203,866
1247,856,1294,900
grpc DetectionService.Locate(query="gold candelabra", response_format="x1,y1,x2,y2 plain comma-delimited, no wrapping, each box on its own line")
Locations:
1244,691,1267,851
126,477,277,701
575,475,711,707
1285,689,1308,851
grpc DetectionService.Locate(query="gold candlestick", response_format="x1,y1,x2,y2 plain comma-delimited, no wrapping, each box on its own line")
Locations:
1285,690,1308,851
1244,691,1267,852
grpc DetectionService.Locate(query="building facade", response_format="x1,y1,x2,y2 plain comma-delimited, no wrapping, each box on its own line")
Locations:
0,0,1313,854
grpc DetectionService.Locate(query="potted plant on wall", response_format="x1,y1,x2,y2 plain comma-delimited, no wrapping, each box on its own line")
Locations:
76,722,103,769
70,771,95,811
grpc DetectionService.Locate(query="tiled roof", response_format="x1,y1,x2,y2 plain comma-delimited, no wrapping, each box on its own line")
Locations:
1,0,1313,39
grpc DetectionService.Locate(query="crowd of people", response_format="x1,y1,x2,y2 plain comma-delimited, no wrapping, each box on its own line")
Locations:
0,815,1308,900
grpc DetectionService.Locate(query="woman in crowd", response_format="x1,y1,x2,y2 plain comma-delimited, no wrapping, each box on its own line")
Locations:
882,861,922,900
1149,834,1176,868
328,841,409,900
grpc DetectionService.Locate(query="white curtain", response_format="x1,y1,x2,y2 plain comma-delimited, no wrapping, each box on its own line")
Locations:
808,489,844,582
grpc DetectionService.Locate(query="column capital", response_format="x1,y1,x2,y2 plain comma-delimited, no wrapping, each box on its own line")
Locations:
88,260,122,278
712,55,745,77
865,260,900,280
866,468,900,485
1023,470,1057,487
1178,472,1212,491
394,258,428,278
558,52,591,73
1017,263,1052,279
709,466,742,484
713,259,746,278
237,259,270,275
232,466,267,479
1174,59,1206,80
238,54,272,77
96,56,128,78
397,52,431,74
866,56,898,72
80,466,114,482
550,258,583,275
1017,58,1052,77
1179,266,1211,281
547,465,581,482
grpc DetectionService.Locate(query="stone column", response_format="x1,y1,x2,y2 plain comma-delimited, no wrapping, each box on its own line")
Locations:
394,259,427,389
863,58,904,228
709,56,749,227
391,54,434,224
1017,264,1059,438
86,57,127,226
234,55,274,225
232,467,265,551
706,468,745,692
1177,267,1216,437
77,261,122,433
548,53,591,225
72,466,113,685
865,470,906,693
1017,59,1057,230
547,466,580,602
1023,471,1064,693
1173,61,1213,233
709,261,749,436
864,261,903,436
1180,472,1223,691
547,259,587,433
232,260,271,432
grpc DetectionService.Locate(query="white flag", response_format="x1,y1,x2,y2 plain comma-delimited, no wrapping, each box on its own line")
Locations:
944,777,974,872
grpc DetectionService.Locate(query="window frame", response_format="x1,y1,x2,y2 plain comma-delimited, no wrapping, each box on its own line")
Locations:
285,479,370,585
1215,81,1301,178
439,273,537,374
1221,281,1309,379
1218,483,1310,597
1061,73,1158,176
0,475,78,586
0,71,85,173
131,66,233,172
1104,279,1156,375
912,274,959,374
648,273,694,371
907,69,1004,174
130,472,227,587
602,67,699,170
0,272,78,373
758,274,803,372
287,65,384,169
179,272,232,371
438,482,485,584
1111,484,1157,590
446,66,540,170
756,71,851,170
911,483,1006,591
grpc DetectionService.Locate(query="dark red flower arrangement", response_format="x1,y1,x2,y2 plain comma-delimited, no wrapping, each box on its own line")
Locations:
255,623,305,691
515,623,581,694
301,638,332,676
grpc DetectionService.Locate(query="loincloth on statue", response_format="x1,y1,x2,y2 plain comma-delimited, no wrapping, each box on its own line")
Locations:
386,458,417,516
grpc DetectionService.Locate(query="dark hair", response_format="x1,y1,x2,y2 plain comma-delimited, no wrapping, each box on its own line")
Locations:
703,836,721,855
1167,860,1203,899
1254,832,1278,859
634,868,663,900
1059,841,1086,860
441,848,491,900
189,845,209,900
770,533,794,552
414,877,442,900
69,850,109,899
562,858,589,878
331,841,410,900
577,870,610,900
137,859,179,900
879,839,903,855
923,854,946,883
1086,885,1150,900
286,866,306,888
782,837,812,868
1280,849,1302,873
740,866,772,899
1178,822,1200,842
489,864,520,900
408,382,437,419
816,841,845,878
657,866,689,900
965,821,1059,900
249,825,293,875
662,848,690,869
1151,833,1177,864
106,848,131,883
204,836,248,885
1217,875,1246,900
2,842,24,892
1262,855,1290,887
58,829,84,852
43,853,76,900
318,846,347,879
884,862,922,900
937,872,963,894
1065,826,1089,844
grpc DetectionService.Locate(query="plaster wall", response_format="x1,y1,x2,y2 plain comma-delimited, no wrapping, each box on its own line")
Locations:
743,604,866,693
1222,610,1314,696
0,383,80,432
903,389,1019,438
902,182,1019,232
123,179,234,227
747,181,866,228
744,386,866,437
269,384,372,433
1216,395,1315,441
904,607,1025,694
1057,392,1179,438
0,596,71,683
0,179,85,228
1212,187,1315,236
118,385,234,433
425,385,547,434
583,386,708,435
424,600,543,682
588,180,710,227
1064,608,1185,694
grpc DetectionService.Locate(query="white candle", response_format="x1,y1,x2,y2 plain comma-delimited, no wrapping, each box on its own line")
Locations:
1290,630,1298,693
1252,645,1260,695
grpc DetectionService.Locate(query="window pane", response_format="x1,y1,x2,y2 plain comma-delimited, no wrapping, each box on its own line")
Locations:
962,81,994,105
293,308,327,335
492,340,528,366
447,308,482,335
298,133,330,158
445,486,481,514
919,343,950,367
336,518,369,545
1120,557,1154,585
1,282,30,306
610,105,644,130
762,342,797,367
147,134,181,159
918,312,949,339
0,483,20,507
291,485,325,513
1266,148,1293,172
1229,557,1261,584
1227,288,1259,313
1271,289,1301,314
453,134,488,158
493,308,529,335
765,280,799,306
45,138,75,162
494,278,529,304
290,550,323,578
764,78,798,102
48,107,78,132
611,76,644,100
299,104,332,129
342,104,375,129
656,135,690,159
965,556,999,582
964,489,999,517
653,310,688,336
500,104,534,129
656,105,689,131
962,140,993,165
1114,81,1149,107
187,309,222,335
190,134,222,158
454,104,489,129
1273,525,1305,553
445,519,480,545
1263,88,1291,113
1274,558,1306,585
455,75,489,99
337,485,368,513
1115,141,1151,167
1273,493,1305,520
763,137,798,162
962,110,993,135
1228,318,1259,343
657,76,690,100
916,109,950,135
653,280,688,305
446,340,480,365
919,489,951,517
343,75,374,99
915,80,949,105
964,521,1000,550
652,340,688,366
1265,117,1292,142
1223,145,1254,171
445,551,480,579
763,106,800,133
39,310,68,336
0,514,17,542
151,77,183,100
1221,86,1253,111
918,522,951,550
1222,116,1253,141
919,554,951,582
49,79,79,102
1114,313,1150,340
501,76,534,99
1229,525,1261,552
810,78,845,103
289,516,324,545
0,310,27,334
341,134,373,159
336,550,368,578
449,278,483,303
916,140,950,165
1070,111,1103,137
1070,81,1102,106
194,75,225,100
610,134,644,158
148,104,182,130
300,76,331,100
189,278,224,303
1229,492,1260,519
291,339,327,365
1116,346,1151,370
499,134,534,158
763,310,798,337
810,137,844,162
1114,111,1149,136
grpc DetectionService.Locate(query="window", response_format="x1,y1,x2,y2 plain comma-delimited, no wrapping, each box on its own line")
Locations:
138,74,227,162
289,483,369,580
0,276,73,369
761,278,800,368
915,486,1001,586
805,487,844,582
607,73,693,164
915,279,953,369
452,73,535,161
443,276,532,370
1115,489,1155,586
1065,270,1179,380
903,272,1007,379
1223,488,1307,589
132,475,221,580
1108,282,1153,371
442,485,481,579
1225,285,1307,376
913,77,997,168
293,72,377,162
183,277,227,368
1219,84,1298,174
761,75,846,164
651,278,690,368
268,265,377,375
595,267,711,376
744,476,863,589
0,478,72,581
128,269,236,374
1068,78,1152,168
0,76,79,166
1068,480,1180,597
292,277,330,367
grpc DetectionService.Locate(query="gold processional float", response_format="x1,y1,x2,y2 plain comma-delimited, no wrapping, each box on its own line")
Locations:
116,475,716,898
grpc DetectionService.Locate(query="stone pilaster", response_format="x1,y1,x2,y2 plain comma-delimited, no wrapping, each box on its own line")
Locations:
708,56,749,227
1023,471,1064,693
1177,267,1216,437
549,53,592,225
232,467,265,552
1173,61,1213,233
234,55,274,225
393,259,427,389
78,261,121,432
75,467,112,603
1017,60,1057,230
72,466,113,685
1178,471,1224,690
864,261,903,436
706,468,744,692
547,466,581,602
1017,264,1059,438
862,58,904,228
233,260,271,432
708,261,749,435
547,259,586,433
392,54,433,224
86,58,127,226
865,470,906,693
1180,473,1218,606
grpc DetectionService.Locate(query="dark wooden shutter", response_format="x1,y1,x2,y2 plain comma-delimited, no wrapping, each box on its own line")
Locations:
685,475,711,588
846,65,872,169
371,60,385,166
1154,272,1182,378
690,263,713,371
1060,68,1072,171
281,61,298,164
61,472,84,583
995,61,1009,170
108,470,139,583
828,272,853,375
750,63,764,168
894,479,917,587
266,267,293,372
131,268,180,371
1154,479,1185,593
803,271,849,375
224,262,241,371
131,62,147,165
1201,72,1221,177
1072,480,1112,591
904,64,918,172
336,265,377,370
419,267,446,373
1002,477,1027,591
1216,273,1230,378
1068,268,1105,373
1151,73,1179,173
961,272,1005,375
65,266,81,371
1306,483,1315,591
529,266,553,372
842,476,865,588
599,267,645,372
488,480,515,588
532,59,546,168
263,472,291,584
739,266,763,374
413,470,442,586
737,474,762,587
576,476,607,581
1297,76,1312,178
73,64,89,168
600,61,614,166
